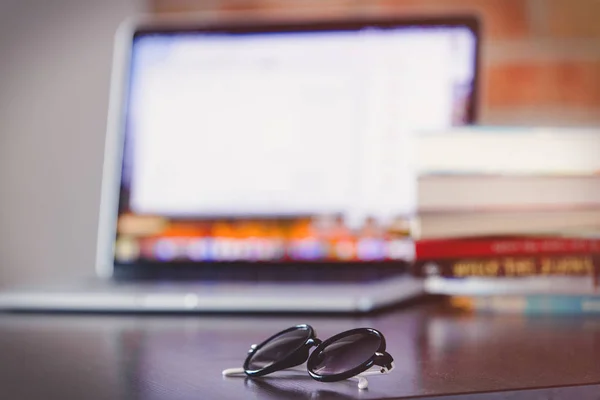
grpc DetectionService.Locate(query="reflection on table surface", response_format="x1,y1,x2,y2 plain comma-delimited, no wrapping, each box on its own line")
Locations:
1,301,600,399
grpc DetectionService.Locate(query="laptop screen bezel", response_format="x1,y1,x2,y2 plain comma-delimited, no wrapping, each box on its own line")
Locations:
96,14,481,281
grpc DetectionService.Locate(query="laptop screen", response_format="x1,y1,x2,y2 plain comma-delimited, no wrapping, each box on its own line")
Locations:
113,18,478,266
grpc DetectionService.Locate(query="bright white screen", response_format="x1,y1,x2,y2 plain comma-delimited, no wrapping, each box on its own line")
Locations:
126,27,475,227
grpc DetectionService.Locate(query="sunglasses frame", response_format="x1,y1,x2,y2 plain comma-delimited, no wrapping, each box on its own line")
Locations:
242,324,393,383
307,327,393,382
243,324,322,377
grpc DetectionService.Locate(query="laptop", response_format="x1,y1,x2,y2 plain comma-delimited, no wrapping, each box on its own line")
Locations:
0,13,480,313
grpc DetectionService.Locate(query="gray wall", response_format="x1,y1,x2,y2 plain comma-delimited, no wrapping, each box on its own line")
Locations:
0,0,146,287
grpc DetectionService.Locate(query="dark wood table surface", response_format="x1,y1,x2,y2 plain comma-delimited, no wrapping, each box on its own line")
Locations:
2,299,600,399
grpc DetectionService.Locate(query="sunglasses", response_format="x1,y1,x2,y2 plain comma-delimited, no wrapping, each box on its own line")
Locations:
222,324,394,390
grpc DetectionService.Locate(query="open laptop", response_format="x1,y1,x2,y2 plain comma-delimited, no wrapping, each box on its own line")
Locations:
0,13,480,313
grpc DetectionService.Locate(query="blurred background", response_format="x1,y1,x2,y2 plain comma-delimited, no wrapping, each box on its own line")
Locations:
1,0,599,288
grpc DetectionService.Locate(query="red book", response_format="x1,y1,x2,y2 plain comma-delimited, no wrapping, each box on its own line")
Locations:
412,254,600,278
415,236,600,260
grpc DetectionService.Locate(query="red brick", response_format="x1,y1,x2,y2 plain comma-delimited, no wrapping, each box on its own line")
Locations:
216,0,367,20
544,0,600,38
150,0,216,14
152,0,531,39
152,0,365,19
485,61,600,108
375,0,530,39
219,0,358,12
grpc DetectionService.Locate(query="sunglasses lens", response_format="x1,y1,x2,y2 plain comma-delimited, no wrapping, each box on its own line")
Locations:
247,326,311,371
309,331,381,376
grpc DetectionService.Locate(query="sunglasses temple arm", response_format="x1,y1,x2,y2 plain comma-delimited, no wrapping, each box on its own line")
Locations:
350,362,395,390
222,368,373,390
223,362,396,390
348,375,370,390
222,367,246,377
222,366,307,377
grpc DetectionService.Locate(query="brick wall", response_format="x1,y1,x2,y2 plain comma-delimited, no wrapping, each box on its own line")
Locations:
150,0,600,126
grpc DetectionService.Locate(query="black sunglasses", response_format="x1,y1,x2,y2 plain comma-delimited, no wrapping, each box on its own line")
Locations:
222,324,394,389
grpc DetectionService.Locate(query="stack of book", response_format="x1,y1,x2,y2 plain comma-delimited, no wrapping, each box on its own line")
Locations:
413,126,600,315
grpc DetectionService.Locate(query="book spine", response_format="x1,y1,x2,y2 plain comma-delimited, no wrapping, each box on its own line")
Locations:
413,254,599,277
450,295,600,315
415,237,600,259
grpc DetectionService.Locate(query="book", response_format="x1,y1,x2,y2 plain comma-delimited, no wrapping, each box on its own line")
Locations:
414,126,600,239
425,275,596,296
450,294,600,315
415,126,600,176
413,254,599,278
416,235,600,259
413,208,600,239
418,175,600,213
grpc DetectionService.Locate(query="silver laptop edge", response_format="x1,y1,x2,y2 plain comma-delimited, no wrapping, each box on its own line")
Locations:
95,19,129,280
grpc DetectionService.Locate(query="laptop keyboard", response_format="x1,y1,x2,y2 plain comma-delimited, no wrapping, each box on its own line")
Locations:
117,264,409,284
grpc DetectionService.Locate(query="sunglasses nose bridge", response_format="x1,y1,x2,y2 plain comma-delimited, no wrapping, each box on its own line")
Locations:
297,337,321,361
282,337,318,369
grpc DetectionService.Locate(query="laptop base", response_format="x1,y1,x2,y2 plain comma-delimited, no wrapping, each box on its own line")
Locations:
0,275,424,314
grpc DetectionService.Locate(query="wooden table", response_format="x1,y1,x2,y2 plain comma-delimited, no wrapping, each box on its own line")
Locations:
2,299,600,399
